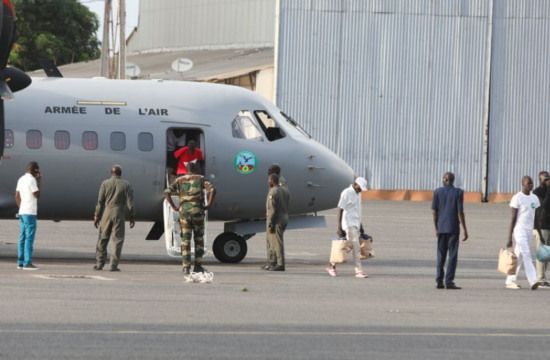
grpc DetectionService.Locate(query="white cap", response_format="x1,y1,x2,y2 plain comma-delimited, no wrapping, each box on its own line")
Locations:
355,177,368,191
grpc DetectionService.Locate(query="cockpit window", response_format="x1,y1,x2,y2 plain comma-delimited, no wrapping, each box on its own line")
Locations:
254,111,286,141
231,114,264,142
281,112,311,138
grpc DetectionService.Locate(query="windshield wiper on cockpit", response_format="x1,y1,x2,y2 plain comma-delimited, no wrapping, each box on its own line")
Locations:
281,112,311,138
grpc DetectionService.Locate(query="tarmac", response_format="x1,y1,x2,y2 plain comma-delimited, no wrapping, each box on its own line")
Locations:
1,200,549,360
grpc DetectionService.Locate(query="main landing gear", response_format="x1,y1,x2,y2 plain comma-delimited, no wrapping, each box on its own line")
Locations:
212,232,248,263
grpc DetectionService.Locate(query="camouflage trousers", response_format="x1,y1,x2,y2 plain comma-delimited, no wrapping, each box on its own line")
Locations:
180,214,205,268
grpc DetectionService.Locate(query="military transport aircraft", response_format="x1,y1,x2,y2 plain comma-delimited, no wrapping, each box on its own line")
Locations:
0,0,355,263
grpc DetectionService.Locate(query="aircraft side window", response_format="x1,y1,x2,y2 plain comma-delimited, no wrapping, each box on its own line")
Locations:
26,130,42,150
82,131,98,151
54,131,70,150
231,115,264,142
4,129,14,148
110,132,126,151
254,111,286,142
138,132,154,151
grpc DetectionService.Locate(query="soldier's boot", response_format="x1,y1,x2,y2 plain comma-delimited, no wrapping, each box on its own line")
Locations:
193,264,207,273
261,263,276,270
182,266,191,275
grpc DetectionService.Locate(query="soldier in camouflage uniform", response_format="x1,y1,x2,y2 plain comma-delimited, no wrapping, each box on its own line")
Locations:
266,173,289,271
165,163,216,274
262,164,290,270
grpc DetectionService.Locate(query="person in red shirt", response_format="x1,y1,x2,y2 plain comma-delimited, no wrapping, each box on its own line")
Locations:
175,140,204,175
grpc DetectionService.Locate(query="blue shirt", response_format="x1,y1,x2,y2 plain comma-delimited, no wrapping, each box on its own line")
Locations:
431,184,464,234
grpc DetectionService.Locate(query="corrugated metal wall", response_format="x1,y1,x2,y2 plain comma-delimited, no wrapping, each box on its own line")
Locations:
128,0,276,54
488,0,550,194
276,0,490,192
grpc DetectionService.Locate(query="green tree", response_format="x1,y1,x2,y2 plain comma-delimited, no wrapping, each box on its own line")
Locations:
9,0,101,71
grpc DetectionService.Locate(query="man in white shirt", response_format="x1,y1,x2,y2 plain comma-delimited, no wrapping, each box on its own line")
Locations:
326,177,368,278
15,162,42,270
506,176,545,290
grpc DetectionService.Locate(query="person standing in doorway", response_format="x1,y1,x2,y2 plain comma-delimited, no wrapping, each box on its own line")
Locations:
326,177,369,278
532,171,550,288
175,140,204,176
165,163,216,274
506,176,545,290
262,164,290,270
265,173,289,271
93,165,135,272
15,162,42,270
166,129,187,174
432,172,468,290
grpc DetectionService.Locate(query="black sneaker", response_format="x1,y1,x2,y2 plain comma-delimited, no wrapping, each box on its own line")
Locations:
93,264,104,271
182,267,191,275
193,265,207,273
445,283,461,290
109,267,121,272
23,264,39,271
436,283,445,289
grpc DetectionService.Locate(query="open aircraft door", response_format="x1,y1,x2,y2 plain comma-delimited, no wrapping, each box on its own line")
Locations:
162,127,209,258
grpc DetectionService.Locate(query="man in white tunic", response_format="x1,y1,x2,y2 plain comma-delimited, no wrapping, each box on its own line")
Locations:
506,176,545,290
326,177,368,278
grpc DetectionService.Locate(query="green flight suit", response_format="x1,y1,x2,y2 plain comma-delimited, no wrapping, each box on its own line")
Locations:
94,175,135,268
266,183,289,266
165,174,215,268
266,175,289,264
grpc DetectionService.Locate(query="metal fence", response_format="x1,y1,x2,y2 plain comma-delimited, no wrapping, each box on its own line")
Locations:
276,0,550,197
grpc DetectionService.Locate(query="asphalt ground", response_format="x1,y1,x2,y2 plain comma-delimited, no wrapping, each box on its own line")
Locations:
1,200,549,360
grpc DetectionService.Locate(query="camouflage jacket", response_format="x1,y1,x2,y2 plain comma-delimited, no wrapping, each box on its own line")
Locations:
165,174,215,217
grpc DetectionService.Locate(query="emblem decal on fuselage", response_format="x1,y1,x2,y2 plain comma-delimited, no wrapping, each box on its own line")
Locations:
234,151,257,175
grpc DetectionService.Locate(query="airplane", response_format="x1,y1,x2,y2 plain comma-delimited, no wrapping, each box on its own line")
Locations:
0,1,356,263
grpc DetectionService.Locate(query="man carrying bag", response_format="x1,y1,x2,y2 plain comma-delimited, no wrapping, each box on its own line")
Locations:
325,177,369,278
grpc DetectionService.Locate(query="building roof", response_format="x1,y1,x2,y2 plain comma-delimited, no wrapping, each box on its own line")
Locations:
29,48,274,81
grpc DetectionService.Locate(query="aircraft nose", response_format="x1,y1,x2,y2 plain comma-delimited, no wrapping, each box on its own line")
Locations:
304,140,356,211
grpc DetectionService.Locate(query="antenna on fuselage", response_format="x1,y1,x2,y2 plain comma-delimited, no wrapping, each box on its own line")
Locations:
39,59,63,78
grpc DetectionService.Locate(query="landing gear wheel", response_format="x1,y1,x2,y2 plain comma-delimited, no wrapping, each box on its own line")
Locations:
213,232,247,263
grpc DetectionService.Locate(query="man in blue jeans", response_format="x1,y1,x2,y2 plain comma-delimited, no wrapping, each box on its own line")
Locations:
432,172,469,289
15,162,42,270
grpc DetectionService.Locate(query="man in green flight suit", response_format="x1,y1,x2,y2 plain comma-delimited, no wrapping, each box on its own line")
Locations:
165,163,216,274
93,165,135,272
262,164,290,270
266,173,289,271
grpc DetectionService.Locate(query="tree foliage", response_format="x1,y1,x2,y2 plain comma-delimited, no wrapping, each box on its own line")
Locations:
9,0,101,71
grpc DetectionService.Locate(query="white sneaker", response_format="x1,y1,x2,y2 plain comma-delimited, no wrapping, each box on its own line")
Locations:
355,271,369,278
506,283,521,289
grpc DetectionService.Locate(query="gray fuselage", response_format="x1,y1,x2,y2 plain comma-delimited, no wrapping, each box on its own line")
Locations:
0,78,355,223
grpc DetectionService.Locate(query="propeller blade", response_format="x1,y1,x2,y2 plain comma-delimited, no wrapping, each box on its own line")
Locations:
0,100,4,158
0,0,15,70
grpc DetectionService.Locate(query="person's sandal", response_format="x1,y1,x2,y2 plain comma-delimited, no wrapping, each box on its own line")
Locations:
325,267,338,277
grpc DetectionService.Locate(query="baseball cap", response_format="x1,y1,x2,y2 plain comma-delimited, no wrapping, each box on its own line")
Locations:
355,177,368,191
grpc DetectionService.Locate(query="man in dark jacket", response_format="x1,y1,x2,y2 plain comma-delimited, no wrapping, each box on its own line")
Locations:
432,172,469,290
533,171,550,288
